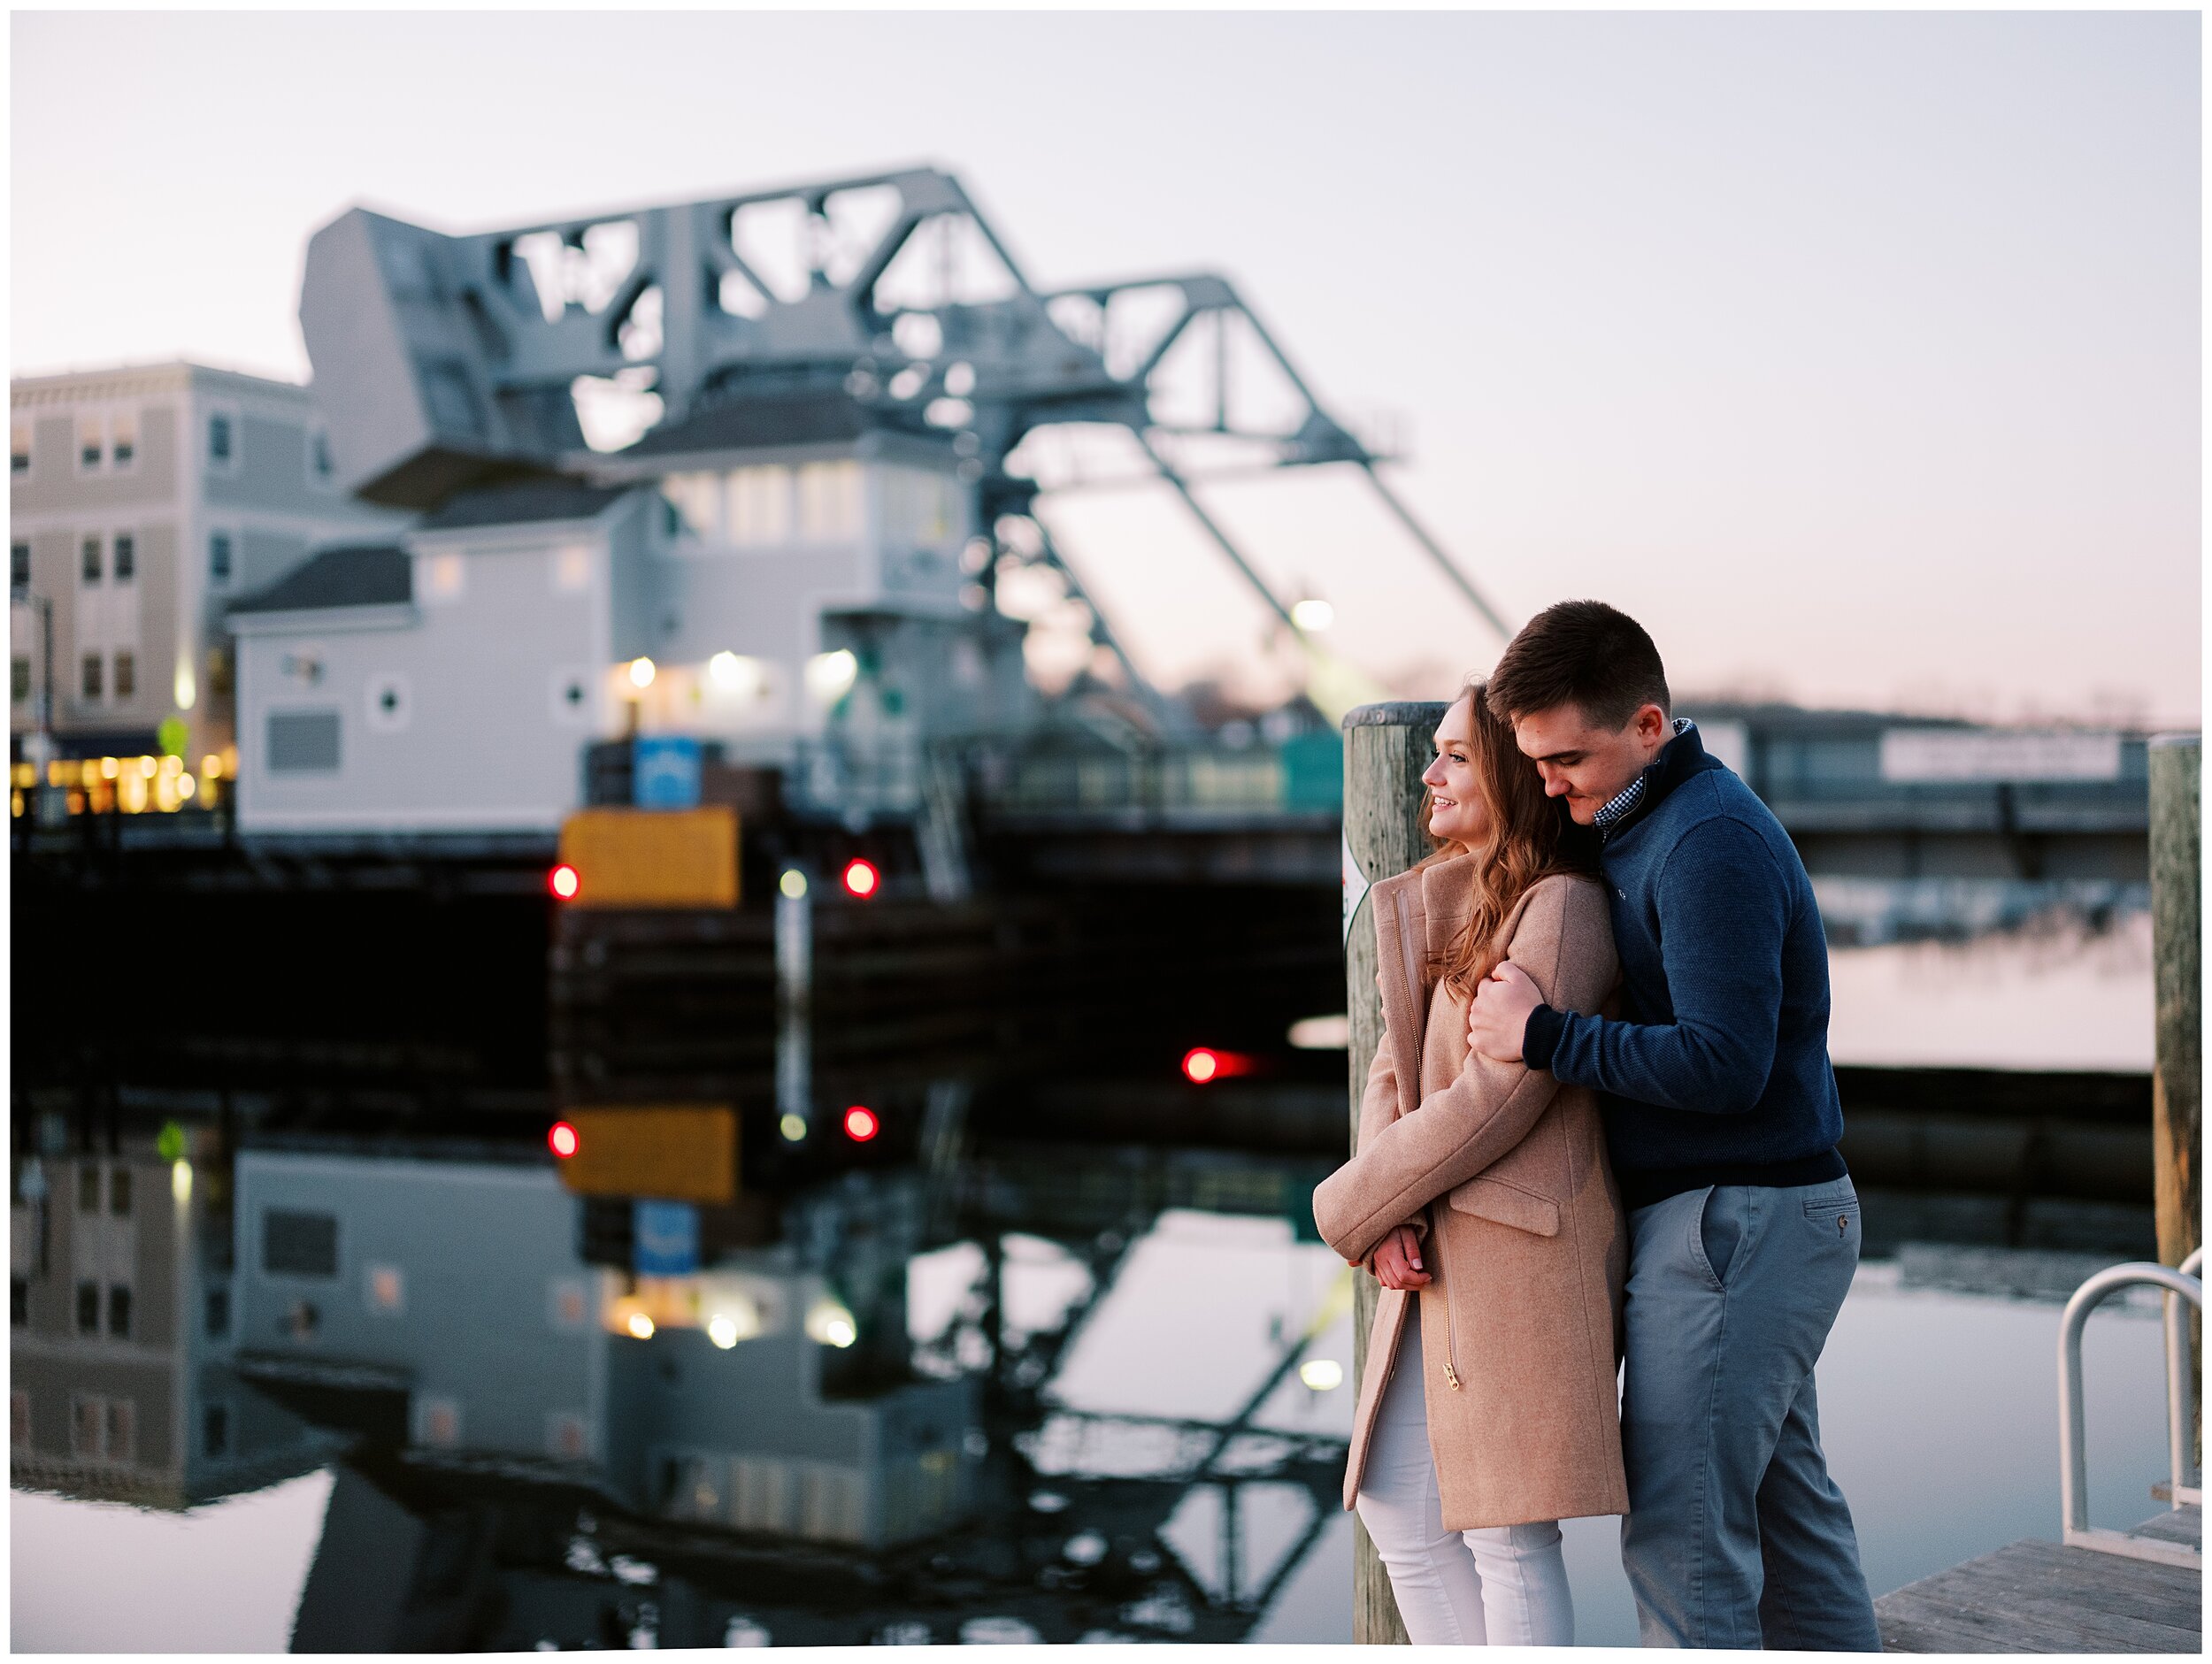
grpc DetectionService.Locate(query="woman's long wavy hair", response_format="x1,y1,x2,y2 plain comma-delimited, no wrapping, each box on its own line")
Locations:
1417,679,1588,1001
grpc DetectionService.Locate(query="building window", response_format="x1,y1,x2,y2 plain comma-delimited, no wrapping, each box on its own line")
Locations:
109,1167,132,1215
210,532,234,586
421,552,465,603
729,464,795,546
81,535,102,586
112,653,135,702
203,1400,230,1459
263,1208,338,1277
663,472,722,541
797,460,860,542
112,533,134,583
11,541,27,597
10,423,29,476
79,418,104,471
81,654,103,701
204,1283,230,1338
208,646,234,697
365,1264,404,1315
12,659,27,706
106,1285,131,1340
69,1395,99,1457
11,1391,27,1451
111,412,135,469
75,1281,98,1335
77,1164,99,1212
208,412,234,468
65,1395,134,1461
11,1277,27,1326
267,709,342,773
417,1396,462,1449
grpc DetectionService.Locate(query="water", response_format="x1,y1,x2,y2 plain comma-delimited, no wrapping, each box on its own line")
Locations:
9,1147,2177,1651
10,915,2175,1649
1826,911,2153,1072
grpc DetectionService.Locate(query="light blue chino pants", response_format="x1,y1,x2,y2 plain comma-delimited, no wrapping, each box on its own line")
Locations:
1618,1177,1883,1650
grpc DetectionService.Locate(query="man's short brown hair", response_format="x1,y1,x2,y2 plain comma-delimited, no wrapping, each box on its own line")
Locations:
1484,599,1671,732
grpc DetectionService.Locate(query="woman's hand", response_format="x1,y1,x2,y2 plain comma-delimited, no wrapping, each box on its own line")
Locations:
1371,1224,1431,1291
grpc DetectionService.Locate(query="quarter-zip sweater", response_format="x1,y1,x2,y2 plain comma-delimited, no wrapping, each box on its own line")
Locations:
1520,726,1848,1208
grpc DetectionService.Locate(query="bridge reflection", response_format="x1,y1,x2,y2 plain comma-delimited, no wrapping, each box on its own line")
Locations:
11,1059,1355,1649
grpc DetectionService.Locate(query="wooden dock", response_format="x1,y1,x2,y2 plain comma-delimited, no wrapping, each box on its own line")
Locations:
1876,1504,2200,1652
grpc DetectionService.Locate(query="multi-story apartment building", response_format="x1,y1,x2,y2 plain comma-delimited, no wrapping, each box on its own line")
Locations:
9,362,405,768
10,1132,341,1509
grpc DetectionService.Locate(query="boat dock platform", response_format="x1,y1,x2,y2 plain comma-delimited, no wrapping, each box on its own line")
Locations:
1876,1503,2200,1652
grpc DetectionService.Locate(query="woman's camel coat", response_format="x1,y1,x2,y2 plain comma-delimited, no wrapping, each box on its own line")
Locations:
1311,855,1629,1532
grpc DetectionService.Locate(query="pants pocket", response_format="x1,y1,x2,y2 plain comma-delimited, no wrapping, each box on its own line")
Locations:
1696,1185,1748,1290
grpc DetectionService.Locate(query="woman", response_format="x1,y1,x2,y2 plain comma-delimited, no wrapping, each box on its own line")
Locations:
1310,683,1626,1646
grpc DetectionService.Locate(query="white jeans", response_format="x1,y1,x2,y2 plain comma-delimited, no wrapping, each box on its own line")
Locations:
1354,1303,1575,1645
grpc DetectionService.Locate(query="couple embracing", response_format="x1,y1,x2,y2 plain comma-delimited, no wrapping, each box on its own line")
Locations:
1313,600,1882,1650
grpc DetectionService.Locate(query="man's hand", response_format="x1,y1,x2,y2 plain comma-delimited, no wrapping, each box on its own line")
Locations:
1370,1224,1431,1290
1468,960,1542,1062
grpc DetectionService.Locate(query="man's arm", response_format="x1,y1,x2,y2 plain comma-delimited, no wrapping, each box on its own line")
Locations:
1520,817,1787,1115
1314,878,1617,1263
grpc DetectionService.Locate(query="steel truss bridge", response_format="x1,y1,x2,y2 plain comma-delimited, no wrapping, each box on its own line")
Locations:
302,164,1513,725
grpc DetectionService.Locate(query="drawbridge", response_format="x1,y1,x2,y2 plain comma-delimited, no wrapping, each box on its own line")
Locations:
300,164,1511,725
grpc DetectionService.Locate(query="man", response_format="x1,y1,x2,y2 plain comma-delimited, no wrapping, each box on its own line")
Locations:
1465,599,1882,1651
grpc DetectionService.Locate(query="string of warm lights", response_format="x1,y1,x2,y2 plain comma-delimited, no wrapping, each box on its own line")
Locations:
11,748,236,818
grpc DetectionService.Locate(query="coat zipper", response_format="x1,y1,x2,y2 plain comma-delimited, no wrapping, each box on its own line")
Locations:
1394,888,1463,1392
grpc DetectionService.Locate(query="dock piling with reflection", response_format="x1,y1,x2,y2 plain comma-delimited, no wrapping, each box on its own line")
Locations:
1340,701,1444,1646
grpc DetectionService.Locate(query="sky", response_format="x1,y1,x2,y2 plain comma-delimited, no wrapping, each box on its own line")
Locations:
12,10,2200,725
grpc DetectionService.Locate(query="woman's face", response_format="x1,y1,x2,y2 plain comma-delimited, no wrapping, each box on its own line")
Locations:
1421,694,1490,848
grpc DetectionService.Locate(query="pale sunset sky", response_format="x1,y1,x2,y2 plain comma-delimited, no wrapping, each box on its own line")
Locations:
12,10,2200,725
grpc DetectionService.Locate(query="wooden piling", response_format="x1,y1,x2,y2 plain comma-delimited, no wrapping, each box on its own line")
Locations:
2149,734,2200,1456
1342,702,1445,1645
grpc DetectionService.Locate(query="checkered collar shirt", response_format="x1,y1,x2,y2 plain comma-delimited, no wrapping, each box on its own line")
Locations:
1592,717,1697,842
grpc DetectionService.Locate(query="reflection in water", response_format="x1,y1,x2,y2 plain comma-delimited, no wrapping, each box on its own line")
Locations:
13,1092,1356,1648
8,1021,2176,1650
1828,911,2153,1071
10,1139,346,1510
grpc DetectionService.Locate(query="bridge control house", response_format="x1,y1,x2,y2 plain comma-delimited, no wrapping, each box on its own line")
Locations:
227,395,1033,835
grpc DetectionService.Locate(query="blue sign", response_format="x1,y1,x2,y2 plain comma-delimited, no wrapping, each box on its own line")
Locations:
633,1200,701,1276
633,736,703,809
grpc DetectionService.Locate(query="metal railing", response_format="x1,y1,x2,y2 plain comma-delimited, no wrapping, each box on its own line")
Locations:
2057,1252,2202,1568
2164,1246,2203,1509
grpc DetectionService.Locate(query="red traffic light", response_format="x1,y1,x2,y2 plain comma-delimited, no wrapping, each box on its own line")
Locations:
549,863,580,900
549,1122,580,1159
843,1105,879,1142
1182,1047,1253,1085
841,858,879,899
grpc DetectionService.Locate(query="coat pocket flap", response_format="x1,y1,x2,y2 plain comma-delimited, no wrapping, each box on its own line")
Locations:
1447,1176,1561,1237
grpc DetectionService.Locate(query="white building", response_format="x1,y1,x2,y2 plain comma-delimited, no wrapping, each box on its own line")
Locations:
591,389,1033,784
9,362,404,769
229,479,653,834
234,1146,978,1549
229,395,1036,834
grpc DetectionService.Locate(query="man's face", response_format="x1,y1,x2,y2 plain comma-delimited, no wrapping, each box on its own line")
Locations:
1512,702,1672,824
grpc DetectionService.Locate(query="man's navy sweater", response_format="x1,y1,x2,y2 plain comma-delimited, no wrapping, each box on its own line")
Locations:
1522,725,1848,1207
